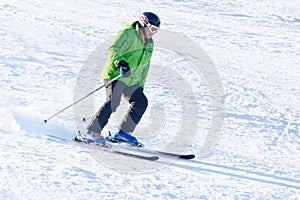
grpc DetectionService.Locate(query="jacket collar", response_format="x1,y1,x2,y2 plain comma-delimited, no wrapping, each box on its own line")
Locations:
135,21,153,44
139,28,147,44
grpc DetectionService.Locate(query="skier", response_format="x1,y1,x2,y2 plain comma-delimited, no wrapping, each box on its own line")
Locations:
82,12,160,146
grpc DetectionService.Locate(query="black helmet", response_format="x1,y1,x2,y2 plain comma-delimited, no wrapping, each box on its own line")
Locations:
140,12,160,27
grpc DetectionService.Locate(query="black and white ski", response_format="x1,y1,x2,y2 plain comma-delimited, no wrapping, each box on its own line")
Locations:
105,150,159,161
138,149,195,160
105,136,195,160
45,134,195,160
45,134,159,161
73,135,159,161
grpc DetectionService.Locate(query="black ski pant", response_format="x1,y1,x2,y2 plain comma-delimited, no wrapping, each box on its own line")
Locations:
87,80,148,133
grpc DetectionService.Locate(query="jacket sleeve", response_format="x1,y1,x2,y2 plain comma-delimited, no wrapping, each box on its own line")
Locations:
108,29,133,67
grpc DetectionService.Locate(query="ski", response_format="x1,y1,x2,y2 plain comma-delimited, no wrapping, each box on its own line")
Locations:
45,134,194,160
145,150,195,159
108,150,159,161
45,134,159,161
121,146,195,160
73,136,159,161
105,137,195,160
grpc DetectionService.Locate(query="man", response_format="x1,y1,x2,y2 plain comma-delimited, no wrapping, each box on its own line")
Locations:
85,12,160,146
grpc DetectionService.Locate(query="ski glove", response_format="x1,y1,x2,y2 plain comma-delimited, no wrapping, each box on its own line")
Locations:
116,60,131,78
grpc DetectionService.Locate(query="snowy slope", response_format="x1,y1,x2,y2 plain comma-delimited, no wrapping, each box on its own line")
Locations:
1,0,300,199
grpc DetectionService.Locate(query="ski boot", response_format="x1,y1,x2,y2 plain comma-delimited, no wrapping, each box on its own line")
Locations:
86,130,106,145
110,130,144,147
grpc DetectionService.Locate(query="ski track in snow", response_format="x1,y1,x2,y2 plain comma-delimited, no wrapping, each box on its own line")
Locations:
1,0,300,199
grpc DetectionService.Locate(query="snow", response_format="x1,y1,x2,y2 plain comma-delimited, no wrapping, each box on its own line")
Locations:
1,0,300,199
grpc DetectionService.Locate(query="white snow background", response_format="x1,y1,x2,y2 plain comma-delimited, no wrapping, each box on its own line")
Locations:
1,0,300,199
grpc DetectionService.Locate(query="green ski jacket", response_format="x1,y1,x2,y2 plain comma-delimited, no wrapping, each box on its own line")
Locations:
101,21,154,88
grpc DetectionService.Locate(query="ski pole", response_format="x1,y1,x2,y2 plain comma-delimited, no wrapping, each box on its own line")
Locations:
44,74,122,123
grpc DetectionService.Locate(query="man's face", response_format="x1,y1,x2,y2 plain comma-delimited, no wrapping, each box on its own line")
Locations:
144,27,156,39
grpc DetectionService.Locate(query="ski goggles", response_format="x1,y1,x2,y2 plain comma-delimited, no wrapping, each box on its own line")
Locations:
140,15,160,33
